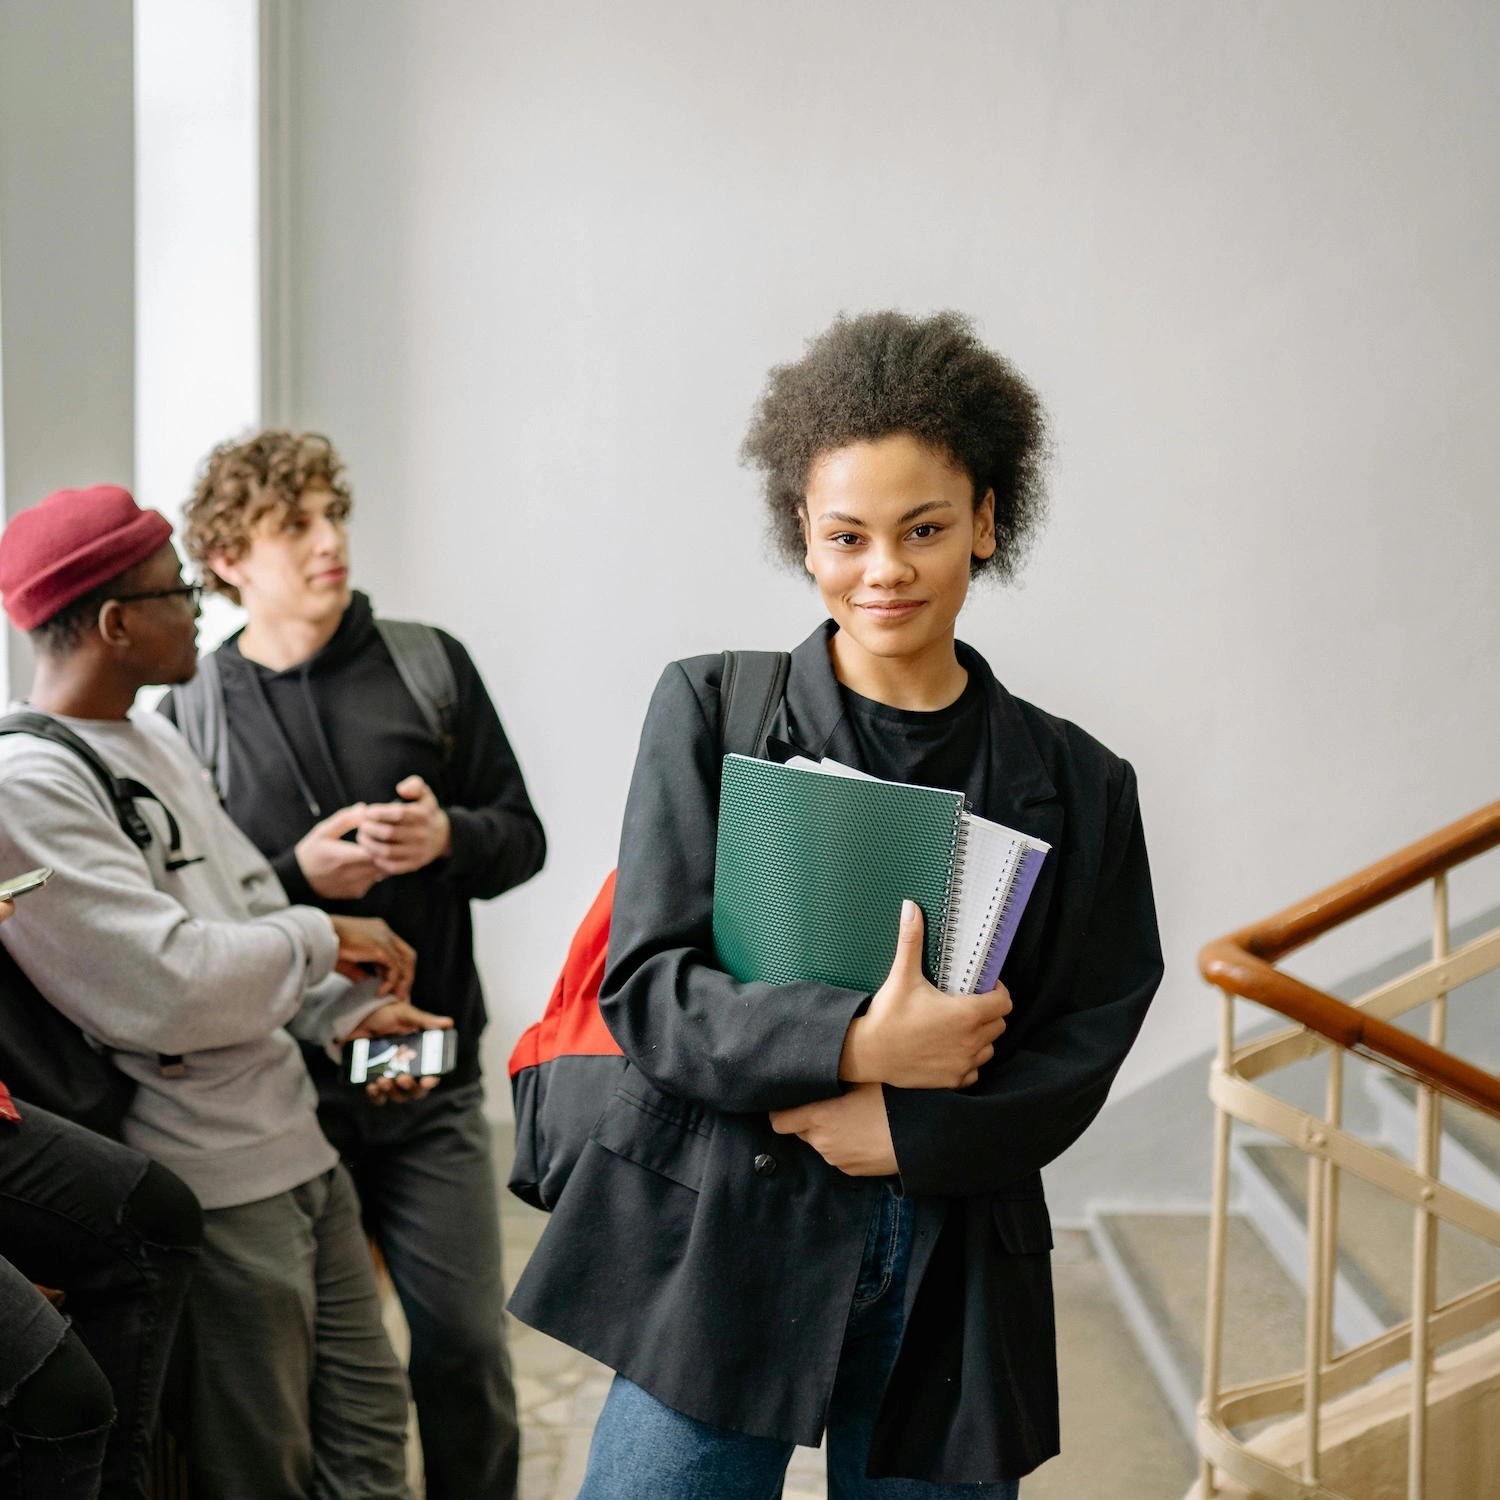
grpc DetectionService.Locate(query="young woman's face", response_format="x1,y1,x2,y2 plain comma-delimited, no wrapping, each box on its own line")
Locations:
802,433,995,663
211,482,352,625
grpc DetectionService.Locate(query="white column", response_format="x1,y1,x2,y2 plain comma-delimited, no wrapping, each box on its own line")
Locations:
135,0,259,654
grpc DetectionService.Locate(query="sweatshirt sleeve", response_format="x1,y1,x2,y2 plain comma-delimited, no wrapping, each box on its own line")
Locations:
286,973,386,1052
438,634,547,900
0,767,339,1058
598,662,868,1114
882,758,1164,1197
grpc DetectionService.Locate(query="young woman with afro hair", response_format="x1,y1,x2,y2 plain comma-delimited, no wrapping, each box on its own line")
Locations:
510,310,1163,1497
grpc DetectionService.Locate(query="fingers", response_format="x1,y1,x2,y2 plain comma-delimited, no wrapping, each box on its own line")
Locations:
379,933,417,999
769,1105,812,1135
359,804,424,829
334,919,417,999
315,803,367,838
368,1002,450,1033
396,775,430,802
884,899,925,983
973,981,1013,1020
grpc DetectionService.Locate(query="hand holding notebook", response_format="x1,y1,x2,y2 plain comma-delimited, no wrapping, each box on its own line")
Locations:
837,897,1012,1090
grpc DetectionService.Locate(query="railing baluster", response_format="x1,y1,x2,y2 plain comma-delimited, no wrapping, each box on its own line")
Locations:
1408,873,1449,1499
1200,989,1236,1499
1322,1048,1344,1367
1304,1123,1326,1482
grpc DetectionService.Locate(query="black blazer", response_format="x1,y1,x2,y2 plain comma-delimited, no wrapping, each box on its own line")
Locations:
508,621,1163,1483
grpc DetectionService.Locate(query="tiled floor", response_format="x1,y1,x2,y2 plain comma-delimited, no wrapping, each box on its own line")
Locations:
381,1133,1194,1500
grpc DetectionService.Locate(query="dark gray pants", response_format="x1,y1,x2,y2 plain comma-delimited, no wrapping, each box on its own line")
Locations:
318,1082,518,1500
163,1164,409,1500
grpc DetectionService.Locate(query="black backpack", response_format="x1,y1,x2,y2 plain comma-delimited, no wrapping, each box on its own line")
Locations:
0,711,200,1137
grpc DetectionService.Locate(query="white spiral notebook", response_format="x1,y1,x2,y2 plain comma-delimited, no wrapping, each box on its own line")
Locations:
784,755,1050,994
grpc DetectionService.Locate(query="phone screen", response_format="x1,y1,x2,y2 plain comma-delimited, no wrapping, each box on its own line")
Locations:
346,1029,457,1084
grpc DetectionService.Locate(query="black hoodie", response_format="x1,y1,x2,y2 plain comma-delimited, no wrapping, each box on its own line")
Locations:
162,592,546,1092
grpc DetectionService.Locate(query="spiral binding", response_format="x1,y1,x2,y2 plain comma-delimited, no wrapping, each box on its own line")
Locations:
965,853,1030,993
935,803,971,991
955,857,1009,994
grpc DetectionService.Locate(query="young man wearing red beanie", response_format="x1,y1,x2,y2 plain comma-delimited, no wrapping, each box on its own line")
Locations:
0,486,435,1498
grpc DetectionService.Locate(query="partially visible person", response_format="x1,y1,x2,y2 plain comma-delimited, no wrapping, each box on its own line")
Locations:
164,432,545,1500
0,1083,200,1500
0,879,196,1500
0,486,438,1499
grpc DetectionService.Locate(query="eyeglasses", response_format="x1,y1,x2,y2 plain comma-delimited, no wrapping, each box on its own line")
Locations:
110,583,203,609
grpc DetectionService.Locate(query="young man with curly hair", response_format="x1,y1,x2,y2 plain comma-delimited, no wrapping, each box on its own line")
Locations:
163,432,543,1500
509,311,1163,1497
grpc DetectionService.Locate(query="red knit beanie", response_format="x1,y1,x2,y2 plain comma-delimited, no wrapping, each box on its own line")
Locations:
0,486,174,631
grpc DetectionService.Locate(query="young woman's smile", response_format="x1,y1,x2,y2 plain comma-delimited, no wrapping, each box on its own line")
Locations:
802,432,996,710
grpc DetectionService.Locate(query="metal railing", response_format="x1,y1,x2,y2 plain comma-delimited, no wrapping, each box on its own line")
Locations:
1197,799,1500,1500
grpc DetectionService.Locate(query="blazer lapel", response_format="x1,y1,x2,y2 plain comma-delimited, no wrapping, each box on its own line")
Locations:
959,645,1065,986
774,620,861,766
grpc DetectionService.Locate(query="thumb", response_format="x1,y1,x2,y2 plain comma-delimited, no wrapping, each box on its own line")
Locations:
396,775,428,802
889,899,926,976
317,803,367,838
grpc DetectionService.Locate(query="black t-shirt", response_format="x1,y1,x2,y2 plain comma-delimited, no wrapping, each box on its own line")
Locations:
840,669,986,792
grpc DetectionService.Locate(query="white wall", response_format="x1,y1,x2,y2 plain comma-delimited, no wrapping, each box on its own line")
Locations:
0,0,135,699
278,0,1500,1108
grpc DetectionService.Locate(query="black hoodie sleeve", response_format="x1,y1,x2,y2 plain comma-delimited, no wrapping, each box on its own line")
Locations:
437,633,546,900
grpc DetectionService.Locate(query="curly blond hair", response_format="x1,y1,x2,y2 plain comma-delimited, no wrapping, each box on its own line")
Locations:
183,430,353,601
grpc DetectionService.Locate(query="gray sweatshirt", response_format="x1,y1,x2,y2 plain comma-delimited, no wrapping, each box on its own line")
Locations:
0,708,381,1209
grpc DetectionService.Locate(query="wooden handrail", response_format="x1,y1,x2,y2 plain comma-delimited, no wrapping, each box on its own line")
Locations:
1200,797,1500,1119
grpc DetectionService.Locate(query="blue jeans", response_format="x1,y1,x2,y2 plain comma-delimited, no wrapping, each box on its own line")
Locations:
578,1187,1021,1499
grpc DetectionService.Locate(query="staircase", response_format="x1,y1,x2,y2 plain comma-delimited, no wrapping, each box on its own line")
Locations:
1044,855,1500,1500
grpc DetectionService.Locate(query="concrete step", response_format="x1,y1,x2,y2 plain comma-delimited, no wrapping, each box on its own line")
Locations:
1239,1141,1500,1328
1090,1211,1306,1441
1234,1138,1392,1342
1366,1069,1500,1211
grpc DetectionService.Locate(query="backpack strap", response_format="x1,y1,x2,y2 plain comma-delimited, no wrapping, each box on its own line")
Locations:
0,712,203,1079
167,652,231,800
719,651,790,759
376,619,459,762
0,712,202,872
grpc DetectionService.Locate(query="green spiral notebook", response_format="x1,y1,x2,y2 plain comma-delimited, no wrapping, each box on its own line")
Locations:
713,754,1050,995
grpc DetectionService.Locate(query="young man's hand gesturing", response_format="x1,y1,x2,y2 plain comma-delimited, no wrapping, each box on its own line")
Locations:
357,775,452,876
295,804,384,899
329,915,417,1000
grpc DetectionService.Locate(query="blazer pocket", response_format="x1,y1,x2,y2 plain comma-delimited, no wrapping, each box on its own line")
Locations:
590,1088,713,1193
990,1194,1054,1255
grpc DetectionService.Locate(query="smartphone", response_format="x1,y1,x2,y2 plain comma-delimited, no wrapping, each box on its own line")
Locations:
0,867,52,901
345,1028,458,1085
